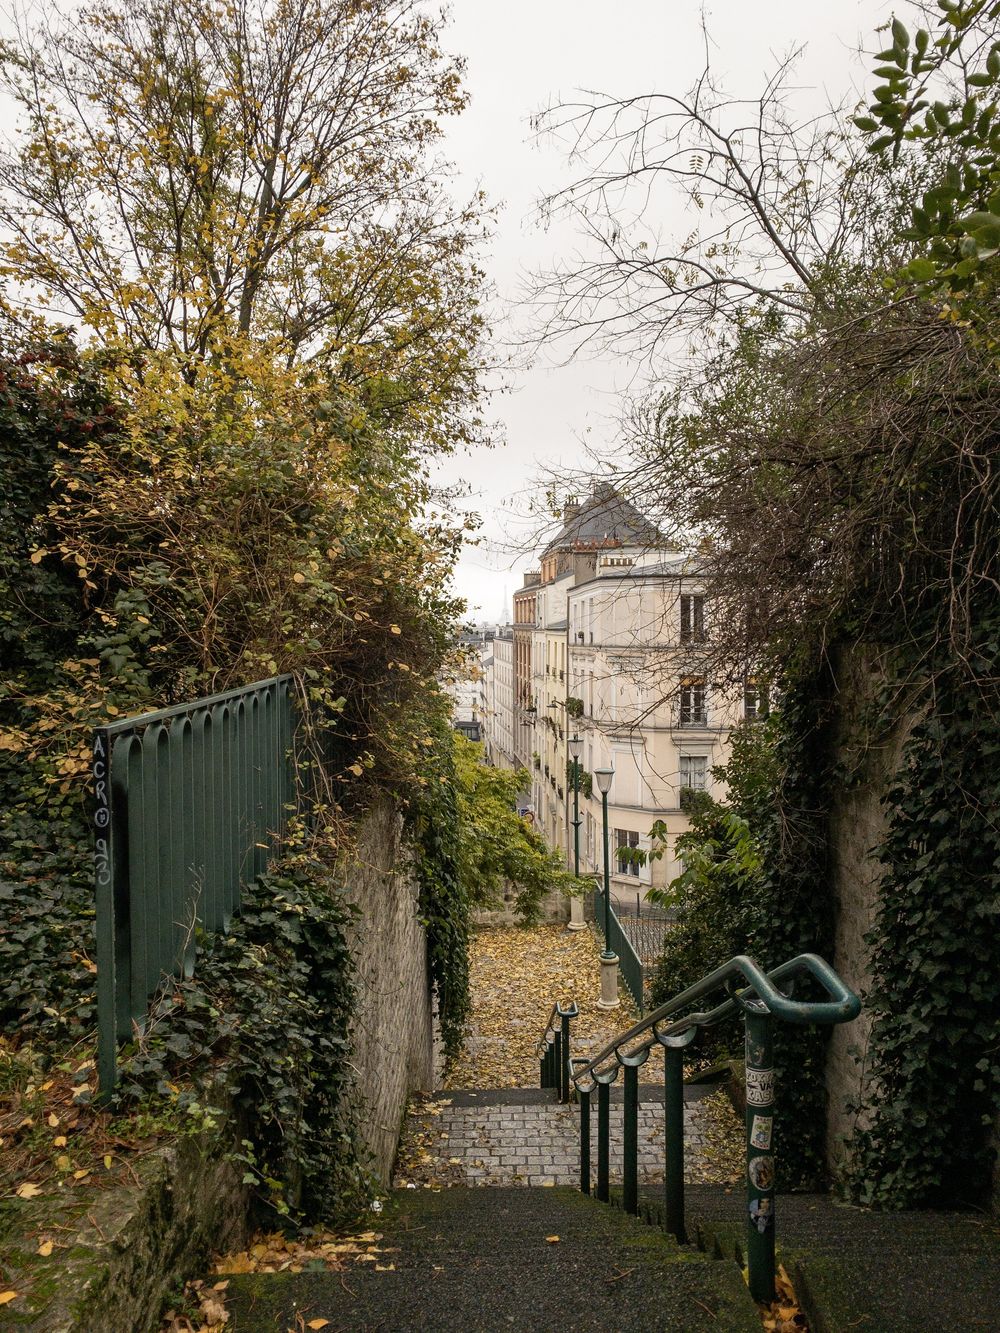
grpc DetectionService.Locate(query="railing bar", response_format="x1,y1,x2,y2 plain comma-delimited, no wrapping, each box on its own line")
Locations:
623,1064,639,1215
579,1088,591,1194
664,1047,686,1243
597,1082,610,1203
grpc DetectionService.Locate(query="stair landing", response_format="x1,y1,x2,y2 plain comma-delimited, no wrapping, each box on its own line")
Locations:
395,1085,731,1190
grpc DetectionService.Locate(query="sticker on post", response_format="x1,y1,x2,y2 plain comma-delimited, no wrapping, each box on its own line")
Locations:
750,1115,773,1151
748,1155,775,1190
749,1198,773,1233
745,1068,774,1107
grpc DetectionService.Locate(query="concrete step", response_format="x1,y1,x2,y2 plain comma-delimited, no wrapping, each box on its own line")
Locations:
640,1184,1000,1332
221,1186,761,1332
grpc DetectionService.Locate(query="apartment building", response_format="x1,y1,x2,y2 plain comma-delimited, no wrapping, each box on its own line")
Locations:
567,553,741,892
483,479,748,900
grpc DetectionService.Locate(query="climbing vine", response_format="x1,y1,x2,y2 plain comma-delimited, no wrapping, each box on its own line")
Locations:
112,857,363,1222
409,725,471,1061
847,619,1000,1208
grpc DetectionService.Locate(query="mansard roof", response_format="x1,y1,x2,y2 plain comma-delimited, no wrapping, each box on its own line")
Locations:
541,482,672,556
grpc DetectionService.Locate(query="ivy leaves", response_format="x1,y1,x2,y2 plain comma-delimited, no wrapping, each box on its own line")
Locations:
850,639,1000,1208
113,860,362,1223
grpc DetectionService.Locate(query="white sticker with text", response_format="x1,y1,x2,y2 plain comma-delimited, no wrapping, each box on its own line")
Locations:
746,1068,775,1107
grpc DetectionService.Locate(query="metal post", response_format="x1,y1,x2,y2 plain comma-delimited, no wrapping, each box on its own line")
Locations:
572,756,581,878
560,1010,572,1104
597,1081,610,1202
580,1088,591,1194
623,1064,639,1215
552,1028,562,1099
745,1010,776,1304
664,1046,686,1243
601,790,612,956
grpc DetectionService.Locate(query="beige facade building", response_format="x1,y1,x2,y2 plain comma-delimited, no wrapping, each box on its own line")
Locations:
511,482,748,900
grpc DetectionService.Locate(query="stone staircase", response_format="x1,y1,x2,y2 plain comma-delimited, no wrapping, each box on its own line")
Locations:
216,1085,1000,1332
221,1185,761,1332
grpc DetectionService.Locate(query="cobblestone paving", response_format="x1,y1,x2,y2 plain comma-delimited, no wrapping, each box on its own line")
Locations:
395,1093,717,1189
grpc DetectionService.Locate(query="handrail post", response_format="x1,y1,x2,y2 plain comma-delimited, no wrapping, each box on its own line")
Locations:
664,1046,686,1243
579,1087,591,1194
560,1010,572,1103
552,1028,562,1098
623,1064,639,1215
596,1082,610,1202
745,1010,776,1304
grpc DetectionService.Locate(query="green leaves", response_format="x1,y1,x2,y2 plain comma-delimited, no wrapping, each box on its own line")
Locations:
853,2,1000,313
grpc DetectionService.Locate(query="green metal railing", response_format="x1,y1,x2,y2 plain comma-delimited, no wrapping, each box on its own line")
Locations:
541,952,860,1304
536,1001,579,1103
593,883,645,1012
93,675,296,1097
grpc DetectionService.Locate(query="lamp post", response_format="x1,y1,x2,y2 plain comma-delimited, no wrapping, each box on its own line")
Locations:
594,767,619,1009
567,735,585,930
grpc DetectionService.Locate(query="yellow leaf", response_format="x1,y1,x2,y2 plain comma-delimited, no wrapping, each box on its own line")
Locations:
53,1136,67,1147
15,1182,41,1199
30,550,46,564
545,1235,560,1243
0,1292,17,1306
48,1113,59,1127
349,764,363,777
307,1322,330,1330
73,1169,90,1180
37,1240,54,1257
56,1155,71,1170
293,572,306,584
104,1155,113,1170
390,624,402,634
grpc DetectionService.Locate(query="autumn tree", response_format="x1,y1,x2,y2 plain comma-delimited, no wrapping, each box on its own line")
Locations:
0,0,489,452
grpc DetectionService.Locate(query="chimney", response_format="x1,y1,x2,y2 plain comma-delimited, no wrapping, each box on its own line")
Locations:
562,497,581,520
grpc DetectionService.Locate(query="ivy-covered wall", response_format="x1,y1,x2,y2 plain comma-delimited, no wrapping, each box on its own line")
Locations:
823,645,921,1172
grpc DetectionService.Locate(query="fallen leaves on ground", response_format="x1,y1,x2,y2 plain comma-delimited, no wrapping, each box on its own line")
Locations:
691,1087,745,1185
444,924,649,1091
759,1264,810,1332
163,1228,398,1333
161,1278,232,1332
0,1038,141,1209
215,1227,395,1278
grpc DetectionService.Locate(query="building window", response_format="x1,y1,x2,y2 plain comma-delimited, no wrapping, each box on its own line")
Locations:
616,828,640,876
679,755,708,791
680,594,705,643
744,680,769,721
679,677,707,725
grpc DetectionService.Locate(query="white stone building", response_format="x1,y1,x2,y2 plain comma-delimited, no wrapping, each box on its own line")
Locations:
514,481,750,901
479,628,516,769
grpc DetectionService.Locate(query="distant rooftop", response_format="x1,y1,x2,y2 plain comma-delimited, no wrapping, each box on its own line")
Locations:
542,482,674,557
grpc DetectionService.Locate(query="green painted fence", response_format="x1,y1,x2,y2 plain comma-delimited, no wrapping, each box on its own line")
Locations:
93,675,296,1097
593,883,646,1013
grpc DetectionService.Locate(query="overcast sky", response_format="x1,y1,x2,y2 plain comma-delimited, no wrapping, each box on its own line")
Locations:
434,0,892,621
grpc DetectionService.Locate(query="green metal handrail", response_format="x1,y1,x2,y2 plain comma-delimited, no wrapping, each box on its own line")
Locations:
542,952,860,1305
536,1000,578,1104
93,675,296,1098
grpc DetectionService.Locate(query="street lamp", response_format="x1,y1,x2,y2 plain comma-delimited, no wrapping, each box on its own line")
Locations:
568,735,583,877
566,735,586,931
594,767,619,1009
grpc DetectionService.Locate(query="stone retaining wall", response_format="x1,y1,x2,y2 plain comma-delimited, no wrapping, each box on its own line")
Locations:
340,799,438,1183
